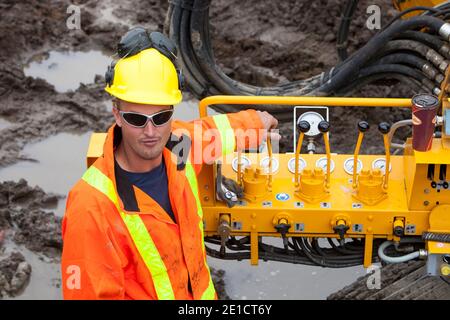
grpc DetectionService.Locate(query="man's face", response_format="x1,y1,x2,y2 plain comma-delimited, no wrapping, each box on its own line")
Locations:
112,99,173,161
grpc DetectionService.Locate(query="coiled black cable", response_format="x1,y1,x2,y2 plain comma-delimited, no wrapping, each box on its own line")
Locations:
166,1,450,117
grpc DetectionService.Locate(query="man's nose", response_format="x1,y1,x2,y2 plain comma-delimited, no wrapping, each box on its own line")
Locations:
143,119,157,135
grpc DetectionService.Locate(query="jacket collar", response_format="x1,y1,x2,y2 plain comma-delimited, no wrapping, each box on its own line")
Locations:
101,124,189,219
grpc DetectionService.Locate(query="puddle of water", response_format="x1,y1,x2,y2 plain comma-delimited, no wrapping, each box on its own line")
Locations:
0,132,92,217
174,100,220,121
0,117,12,130
207,237,368,299
24,50,111,93
3,240,61,300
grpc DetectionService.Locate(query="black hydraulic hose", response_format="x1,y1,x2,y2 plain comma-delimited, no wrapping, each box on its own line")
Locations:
394,30,445,53
327,238,357,255
315,16,446,95
320,17,445,87
294,238,364,268
357,64,433,90
371,53,443,82
169,2,207,97
433,7,450,18
374,40,445,68
374,53,430,71
179,6,215,98
308,238,365,259
337,0,360,61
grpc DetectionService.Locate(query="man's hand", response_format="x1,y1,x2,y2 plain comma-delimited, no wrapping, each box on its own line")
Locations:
257,110,281,141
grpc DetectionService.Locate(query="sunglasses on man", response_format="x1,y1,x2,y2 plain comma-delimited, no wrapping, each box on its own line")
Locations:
117,108,174,128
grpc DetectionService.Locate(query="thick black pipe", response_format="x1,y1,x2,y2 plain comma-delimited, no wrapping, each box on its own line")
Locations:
315,16,446,95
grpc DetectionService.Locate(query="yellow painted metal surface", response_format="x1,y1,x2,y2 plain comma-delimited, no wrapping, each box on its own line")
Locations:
427,241,450,254
86,132,107,168
198,96,413,118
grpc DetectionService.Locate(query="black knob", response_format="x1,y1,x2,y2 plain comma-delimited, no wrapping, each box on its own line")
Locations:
297,120,310,133
378,122,391,134
333,224,349,243
393,226,405,237
357,121,370,133
318,121,330,133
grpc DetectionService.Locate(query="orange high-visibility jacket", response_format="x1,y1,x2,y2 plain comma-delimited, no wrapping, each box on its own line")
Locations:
61,110,264,300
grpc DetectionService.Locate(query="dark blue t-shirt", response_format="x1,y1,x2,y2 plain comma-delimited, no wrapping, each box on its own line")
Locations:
115,158,176,223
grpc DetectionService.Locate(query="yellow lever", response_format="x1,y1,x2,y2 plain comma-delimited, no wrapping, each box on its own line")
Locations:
318,121,331,189
267,130,273,192
353,121,370,189
294,121,311,190
378,122,391,190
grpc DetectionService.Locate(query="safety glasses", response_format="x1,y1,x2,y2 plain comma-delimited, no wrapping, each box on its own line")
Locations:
119,109,174,128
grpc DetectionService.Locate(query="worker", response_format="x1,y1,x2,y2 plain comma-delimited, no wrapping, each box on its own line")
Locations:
61,28,279,300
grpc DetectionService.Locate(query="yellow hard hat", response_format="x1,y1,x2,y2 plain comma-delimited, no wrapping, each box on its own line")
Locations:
105,48,182,105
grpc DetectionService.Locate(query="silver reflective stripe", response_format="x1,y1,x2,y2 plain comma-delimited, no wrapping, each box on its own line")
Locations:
185,161,216,299
212,114,236,156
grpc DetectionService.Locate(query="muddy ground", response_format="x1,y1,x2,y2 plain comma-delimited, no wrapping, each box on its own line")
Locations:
0,0,433,299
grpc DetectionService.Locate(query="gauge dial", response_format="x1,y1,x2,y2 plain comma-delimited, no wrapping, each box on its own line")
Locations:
343,157,363,175
372,158,392,173
231,156,251,172
315,157,335,173
297,111,325,137
287,157,307,173
260,157,279,174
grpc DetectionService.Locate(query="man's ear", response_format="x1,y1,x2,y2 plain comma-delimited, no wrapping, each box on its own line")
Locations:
112,102,122,127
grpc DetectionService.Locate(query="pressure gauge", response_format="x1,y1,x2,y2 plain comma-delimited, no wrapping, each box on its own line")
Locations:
288,157,307,173
260,157,279,174
372,158,392,173
343,157,363,175
297,111,325,137
315,157,335,173
231,156,251,172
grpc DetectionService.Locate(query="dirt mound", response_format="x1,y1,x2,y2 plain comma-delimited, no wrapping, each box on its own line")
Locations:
0,180,62,258
0,252,32,298
0,180,60,298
